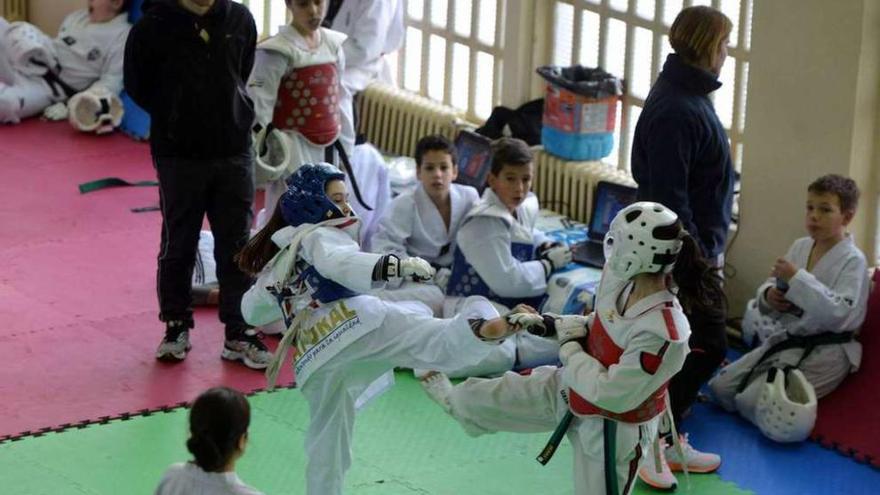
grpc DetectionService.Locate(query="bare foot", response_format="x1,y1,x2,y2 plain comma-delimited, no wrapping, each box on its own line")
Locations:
419,371,453,413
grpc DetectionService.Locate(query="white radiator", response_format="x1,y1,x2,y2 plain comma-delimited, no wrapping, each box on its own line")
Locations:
356,83,473,158
533,149,636,225
357,83,635,225
0,0,27,21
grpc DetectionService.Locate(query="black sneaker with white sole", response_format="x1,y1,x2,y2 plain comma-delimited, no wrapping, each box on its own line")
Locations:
156,322,191,361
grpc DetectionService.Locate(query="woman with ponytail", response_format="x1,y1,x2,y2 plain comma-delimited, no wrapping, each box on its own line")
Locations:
155,387,263,495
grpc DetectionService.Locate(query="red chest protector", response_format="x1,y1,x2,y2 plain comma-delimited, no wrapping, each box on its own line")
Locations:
272,63,341,146
568,313,670,423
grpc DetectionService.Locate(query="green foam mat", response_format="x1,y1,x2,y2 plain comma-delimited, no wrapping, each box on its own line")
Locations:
0,372,752,494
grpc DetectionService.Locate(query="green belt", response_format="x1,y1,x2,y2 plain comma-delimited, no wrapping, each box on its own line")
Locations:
78,177,159,194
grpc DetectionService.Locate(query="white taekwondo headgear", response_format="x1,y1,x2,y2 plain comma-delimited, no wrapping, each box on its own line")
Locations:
603,201,684,280
753,367,818,443
68,86,124,134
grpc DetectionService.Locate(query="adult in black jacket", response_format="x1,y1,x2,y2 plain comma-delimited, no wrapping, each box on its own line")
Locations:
630,6,733,491
124,0,269,370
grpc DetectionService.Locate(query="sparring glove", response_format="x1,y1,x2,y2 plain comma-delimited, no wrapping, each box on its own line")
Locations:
377,254,436,282
42,102,68,121
539,244,572,277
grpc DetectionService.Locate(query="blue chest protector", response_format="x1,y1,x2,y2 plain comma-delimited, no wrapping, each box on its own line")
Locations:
446,241,545,309
269,263,358,328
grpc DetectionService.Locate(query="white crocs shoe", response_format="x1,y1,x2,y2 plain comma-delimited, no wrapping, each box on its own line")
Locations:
638,441,678,491
665,434,721,473
420,371,454,414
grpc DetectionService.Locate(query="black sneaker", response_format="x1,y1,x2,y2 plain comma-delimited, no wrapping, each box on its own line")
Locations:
156,321,191,361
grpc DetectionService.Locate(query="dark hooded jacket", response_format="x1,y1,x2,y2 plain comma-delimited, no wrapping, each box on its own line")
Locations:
124,0,256,158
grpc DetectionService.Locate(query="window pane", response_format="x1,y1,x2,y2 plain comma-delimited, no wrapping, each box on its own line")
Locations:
664,0,683,25
715,56,735,129
742,0,753,50
720,0,740,47
553,2,575,66
578,10,600,68
428,35,447,101
404,27,423,92
477,0,498,46
635,0,654,19
659,34,672,77
689,0,712,7
609,0,628,13
450,43,471,110
739,61,749,132
630,27,653,99
431,0,448,27
604,18,626,79
269,0,287,35
408,0,424,20
454,0,473,37
627,104,642,166
606,101,623,167
250,0,265,36
475,51,495,119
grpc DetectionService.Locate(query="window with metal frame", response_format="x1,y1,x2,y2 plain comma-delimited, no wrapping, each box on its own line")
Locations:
395,0,507,121
234,0,289,39
549,0,752,172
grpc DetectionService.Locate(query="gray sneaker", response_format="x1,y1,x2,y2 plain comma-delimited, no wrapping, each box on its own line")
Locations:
156,327,191,361
222,329,271,370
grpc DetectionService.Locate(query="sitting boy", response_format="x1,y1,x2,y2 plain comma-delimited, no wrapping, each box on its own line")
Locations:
371,134,480,303
709,174,869,440
0,0,130,129
443,137,571,375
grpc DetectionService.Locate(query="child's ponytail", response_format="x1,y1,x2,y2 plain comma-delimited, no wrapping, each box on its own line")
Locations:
186,387,251,473
236,205,288,276
672,234,727,318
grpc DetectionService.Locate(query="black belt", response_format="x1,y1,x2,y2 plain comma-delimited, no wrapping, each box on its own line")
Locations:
736,331,854,393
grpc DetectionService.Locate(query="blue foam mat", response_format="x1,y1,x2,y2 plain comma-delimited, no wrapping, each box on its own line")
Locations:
681,401,879,495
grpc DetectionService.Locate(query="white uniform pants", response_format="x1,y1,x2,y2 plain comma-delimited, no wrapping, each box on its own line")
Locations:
298,297,500,495
446,366,656,495
0,72,54,123
708,342,851,413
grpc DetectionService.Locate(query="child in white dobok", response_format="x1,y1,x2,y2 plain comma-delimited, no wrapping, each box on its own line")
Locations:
371,134,480,315
709,174,869,442
236,162,532,495
423,202,726,495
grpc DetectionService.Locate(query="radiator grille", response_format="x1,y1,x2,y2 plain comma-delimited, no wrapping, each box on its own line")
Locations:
356,83,473,157
533,149,636,225
0,0,27,21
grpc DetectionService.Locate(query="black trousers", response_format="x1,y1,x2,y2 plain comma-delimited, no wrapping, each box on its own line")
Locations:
154,152,254,331
668,306,728,427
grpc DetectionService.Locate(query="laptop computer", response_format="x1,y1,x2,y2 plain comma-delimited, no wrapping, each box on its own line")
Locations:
454,130,493,193
571,181,638,268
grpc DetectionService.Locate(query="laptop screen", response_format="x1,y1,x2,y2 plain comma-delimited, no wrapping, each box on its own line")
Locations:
588,181,638,241
454,130,493,193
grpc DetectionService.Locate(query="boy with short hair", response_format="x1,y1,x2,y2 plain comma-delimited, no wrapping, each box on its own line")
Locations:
373,134,479,270
0,0,131,125
442,137,571,376
709,174,869,438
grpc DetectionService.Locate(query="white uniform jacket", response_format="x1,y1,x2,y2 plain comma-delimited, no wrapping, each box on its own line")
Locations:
372,183,479,267
54,10,130,94
241,223,388,385
447,189,550,307
743,235,868,369
562,268,690,421
328,0,404,93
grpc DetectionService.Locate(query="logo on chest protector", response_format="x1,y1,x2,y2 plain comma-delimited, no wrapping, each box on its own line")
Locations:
297,300,359,349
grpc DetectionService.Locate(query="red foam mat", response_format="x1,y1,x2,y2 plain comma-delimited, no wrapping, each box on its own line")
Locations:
810,270,880,468
0,120,290,438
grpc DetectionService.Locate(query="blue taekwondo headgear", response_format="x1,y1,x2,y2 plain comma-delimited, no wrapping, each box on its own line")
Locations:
280,162,348,227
